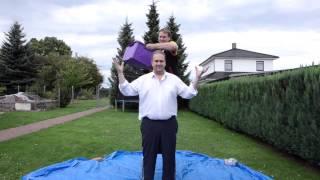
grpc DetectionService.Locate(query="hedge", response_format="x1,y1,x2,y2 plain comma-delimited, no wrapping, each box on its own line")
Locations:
190,65,320,164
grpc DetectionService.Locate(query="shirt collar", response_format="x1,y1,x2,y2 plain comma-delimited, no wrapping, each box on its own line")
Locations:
151,71,167,81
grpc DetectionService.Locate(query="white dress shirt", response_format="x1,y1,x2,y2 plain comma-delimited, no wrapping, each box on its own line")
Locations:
119,72,198,120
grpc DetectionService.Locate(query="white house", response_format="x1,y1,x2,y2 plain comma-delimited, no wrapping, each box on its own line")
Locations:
200,43,279,81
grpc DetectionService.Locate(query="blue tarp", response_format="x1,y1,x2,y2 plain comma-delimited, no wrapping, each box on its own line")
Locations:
22,150,273,180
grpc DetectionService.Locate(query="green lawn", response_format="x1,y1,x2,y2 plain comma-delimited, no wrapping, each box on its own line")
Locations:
0,110,319,179
0,99,108,130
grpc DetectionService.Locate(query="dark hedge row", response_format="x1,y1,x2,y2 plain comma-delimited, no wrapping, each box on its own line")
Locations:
190,66,320,164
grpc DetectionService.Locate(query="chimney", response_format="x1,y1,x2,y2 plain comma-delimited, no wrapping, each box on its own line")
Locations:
232,43,237,49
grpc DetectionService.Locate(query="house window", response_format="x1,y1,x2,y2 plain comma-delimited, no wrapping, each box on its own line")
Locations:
225,60,232,71
256,61,264,71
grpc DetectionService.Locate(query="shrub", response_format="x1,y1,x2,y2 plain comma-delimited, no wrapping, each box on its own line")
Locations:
190,65,320,164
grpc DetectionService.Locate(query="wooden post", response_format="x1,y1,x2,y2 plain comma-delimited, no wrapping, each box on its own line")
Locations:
58,87,61,107
71,86,74,103
96,86,99,108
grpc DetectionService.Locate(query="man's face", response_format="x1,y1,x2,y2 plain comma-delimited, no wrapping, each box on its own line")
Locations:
158,31,170,43
152,53,166,74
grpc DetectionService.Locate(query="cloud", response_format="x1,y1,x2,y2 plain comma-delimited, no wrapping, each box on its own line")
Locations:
165,0,320,33
158,0,213,21
0,18,12,28
49,0,148,32
1,0,320,87
59,33,116,47
100,68,111,87
272,0,320,12
84,48,115,66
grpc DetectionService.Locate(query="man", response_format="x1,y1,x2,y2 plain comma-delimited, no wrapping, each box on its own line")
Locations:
113,50,207,180
146,28,178,75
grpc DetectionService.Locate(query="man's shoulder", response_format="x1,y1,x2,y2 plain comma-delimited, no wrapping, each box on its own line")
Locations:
166,72,180,80
129,73,151,85
139,72,153,79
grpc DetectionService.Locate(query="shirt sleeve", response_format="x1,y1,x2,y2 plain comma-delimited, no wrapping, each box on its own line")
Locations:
176,77,198,99
119,79,140,96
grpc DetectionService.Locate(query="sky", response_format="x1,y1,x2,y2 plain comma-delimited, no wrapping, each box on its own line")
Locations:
1,0,320,87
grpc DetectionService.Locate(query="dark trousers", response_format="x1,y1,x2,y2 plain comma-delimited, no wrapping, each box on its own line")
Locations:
140,116,178,180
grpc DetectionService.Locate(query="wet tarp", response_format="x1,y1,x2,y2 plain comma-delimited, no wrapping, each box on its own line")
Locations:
22,150,272,180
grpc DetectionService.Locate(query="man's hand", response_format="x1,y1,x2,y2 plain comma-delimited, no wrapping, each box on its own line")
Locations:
192,66,208,90
195,66,209,79
112,57,126,84
112,57,124,74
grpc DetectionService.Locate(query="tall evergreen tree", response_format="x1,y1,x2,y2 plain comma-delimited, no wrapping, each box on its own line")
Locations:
0,47,3,79
143,1,160,44
108,19,135,104
166,15,190,84
0,22,37,94
0,47,5,95
166,16,191,108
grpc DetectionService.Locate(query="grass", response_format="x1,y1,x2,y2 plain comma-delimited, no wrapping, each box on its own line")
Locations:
0,110,319,179
0,98,108,130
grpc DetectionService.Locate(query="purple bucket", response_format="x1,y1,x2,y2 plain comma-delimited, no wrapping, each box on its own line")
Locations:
123,41,153,70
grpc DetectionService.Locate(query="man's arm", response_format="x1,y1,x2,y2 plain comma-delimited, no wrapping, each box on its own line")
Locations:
112,58,139,96
192,66,209,90
177,66,208,99
146,41,178,53
112,58,125,84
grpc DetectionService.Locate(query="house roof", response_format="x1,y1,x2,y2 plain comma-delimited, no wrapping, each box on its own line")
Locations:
200,43,279,65
200,71,245,81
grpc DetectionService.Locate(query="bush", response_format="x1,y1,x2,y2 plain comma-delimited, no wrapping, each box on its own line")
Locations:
43,91,57,100
59,87,71,108
0,85,6,96
77,88,94,100
190,65,320,164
